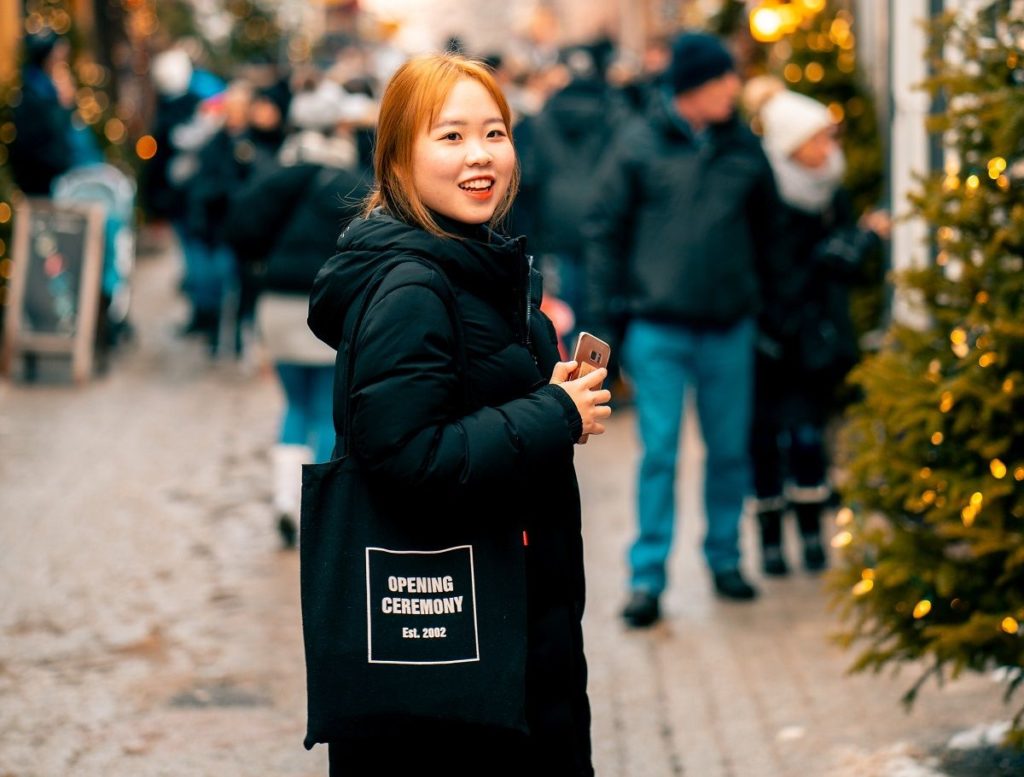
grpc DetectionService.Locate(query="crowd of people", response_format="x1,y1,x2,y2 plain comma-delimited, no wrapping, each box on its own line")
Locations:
10,23,891,607
8,22,895,775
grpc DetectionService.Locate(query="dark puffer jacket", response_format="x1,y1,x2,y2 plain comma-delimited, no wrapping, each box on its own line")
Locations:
583,95,792,335
308,210,594,775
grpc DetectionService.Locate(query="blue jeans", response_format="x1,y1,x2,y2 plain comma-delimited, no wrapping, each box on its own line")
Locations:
624,317,755,593
276,363,335,463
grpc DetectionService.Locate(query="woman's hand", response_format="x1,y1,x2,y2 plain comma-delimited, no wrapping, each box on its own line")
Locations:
550,361,613,441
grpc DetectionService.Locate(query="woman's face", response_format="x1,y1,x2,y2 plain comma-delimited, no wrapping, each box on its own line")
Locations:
411,78,515,225
791,126,839,170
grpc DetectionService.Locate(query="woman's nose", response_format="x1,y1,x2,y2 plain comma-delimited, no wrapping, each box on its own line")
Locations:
465,139,492,165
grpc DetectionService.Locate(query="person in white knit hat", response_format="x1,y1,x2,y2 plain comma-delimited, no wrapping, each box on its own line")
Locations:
747,86,889,577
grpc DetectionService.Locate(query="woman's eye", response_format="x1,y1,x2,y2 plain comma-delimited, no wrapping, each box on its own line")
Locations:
442,132,461,141
488,129,507,138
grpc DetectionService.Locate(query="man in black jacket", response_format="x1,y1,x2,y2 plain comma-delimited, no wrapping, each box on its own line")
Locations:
584,32,789,627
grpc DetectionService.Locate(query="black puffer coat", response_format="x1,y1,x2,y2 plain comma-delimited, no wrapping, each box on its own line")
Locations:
308,211,593,775
583,96,791,335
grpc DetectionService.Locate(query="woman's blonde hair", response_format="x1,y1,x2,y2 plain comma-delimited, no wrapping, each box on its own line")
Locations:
364,53,520,238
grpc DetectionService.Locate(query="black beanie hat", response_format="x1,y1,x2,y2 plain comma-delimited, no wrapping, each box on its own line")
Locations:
666,32,734,95
24,30,60,68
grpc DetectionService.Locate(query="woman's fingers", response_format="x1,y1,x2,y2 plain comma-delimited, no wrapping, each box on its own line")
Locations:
576,367,607,388
550,361,578,384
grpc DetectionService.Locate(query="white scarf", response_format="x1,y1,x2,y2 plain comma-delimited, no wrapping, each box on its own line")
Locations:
768,148,846,213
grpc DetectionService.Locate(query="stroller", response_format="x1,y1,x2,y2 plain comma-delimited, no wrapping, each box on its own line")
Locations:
52,163,137,368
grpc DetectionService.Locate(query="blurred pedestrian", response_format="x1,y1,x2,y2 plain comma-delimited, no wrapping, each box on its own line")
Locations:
224,80,369,548
749,87,889,576
517,46,621,349
9,31,75,195
306,52,608,775
185,80,287,354
584,32,791,627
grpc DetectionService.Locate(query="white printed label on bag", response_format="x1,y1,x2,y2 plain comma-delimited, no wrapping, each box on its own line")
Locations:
365,545,480,664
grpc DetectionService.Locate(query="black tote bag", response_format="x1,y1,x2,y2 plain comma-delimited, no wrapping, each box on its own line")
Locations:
300,257,528,749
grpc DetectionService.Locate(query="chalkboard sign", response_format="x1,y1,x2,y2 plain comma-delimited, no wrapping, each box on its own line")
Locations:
2,198,105,382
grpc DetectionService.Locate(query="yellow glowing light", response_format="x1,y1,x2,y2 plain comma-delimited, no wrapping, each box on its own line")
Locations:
778,4,802,33
939,392,954,413
0,203,10,224
0,258,12,279
979,352,998,368
971,492,984,507
831,531,853,549
931,432,944,445
989,157,1007,174
922,490,936,504
961,505,977,526
861,569,875,581
937,226,954,242
827,102,845,123
1003,378,1014,393
1015,467,1024,482
750,6,784,42
966,175,980,191
783,63,803,83
135,135,158,161
991,459,1008,479
952,342,970,358
913,600,932,619
800,0,826,11
835,507,854,527
104,118,126,144
830,17,852,41
919,467,933,479
950,328,967,345
852,578,874,596
976,290,990,304
943,175,960,192
805,62,825,83
1003,617,1020,634
998,175,1010,190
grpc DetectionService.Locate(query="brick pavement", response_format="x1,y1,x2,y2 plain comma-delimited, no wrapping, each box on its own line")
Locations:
0,230,1012,776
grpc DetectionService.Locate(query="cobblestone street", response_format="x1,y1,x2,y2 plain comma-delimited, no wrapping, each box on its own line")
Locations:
0,231,1015,776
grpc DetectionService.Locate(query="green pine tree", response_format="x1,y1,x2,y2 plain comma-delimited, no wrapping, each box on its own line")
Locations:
831,6,1024,748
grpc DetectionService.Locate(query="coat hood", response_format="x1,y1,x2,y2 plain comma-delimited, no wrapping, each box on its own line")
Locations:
308,210,526,349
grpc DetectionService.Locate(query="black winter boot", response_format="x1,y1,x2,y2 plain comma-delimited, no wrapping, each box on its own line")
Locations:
795,501,828,572
757,508,789,576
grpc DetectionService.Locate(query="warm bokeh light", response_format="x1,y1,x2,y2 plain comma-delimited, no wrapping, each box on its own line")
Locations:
831,531,852,549
135,135,158,160
990,459,1007,479
750,6,784,43
1002,617,1020,635
913,600,932,619
852,578,874,596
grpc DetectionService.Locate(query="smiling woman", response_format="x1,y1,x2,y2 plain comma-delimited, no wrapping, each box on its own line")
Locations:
303,53,610,776
362,54,520,237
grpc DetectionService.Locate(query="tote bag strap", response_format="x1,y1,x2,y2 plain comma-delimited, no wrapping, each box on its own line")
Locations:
335,255,469,458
